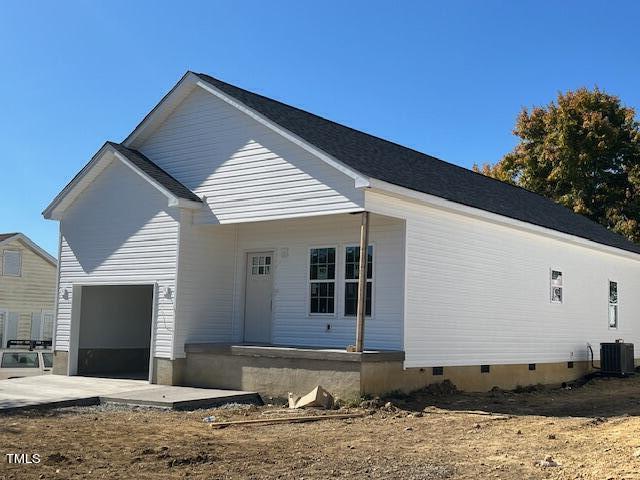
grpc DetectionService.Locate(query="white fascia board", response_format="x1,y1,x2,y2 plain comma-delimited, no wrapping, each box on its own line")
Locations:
122,72,200,148
193,76,370,188
367,178,640,262
43,143,114,220
209,206,366,225
0,233,57,266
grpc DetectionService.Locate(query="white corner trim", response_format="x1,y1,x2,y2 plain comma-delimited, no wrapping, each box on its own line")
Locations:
367,178,640,262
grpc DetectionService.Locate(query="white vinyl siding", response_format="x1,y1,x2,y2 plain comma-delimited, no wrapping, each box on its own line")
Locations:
170,213,404,355
55,159,180,357
172,213,237,357
366,190,640,368
231,214,403,350
135,87,363,224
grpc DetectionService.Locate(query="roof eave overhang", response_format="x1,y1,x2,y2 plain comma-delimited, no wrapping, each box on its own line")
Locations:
366,178,640,262
43,144,201,221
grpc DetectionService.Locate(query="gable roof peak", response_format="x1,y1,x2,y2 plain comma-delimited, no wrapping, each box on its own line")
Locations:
190,72,640,256
43,141,202,221
0,233,56,265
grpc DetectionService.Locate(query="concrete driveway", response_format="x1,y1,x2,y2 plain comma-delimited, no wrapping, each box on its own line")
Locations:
0,375,156,410
0,375,261,411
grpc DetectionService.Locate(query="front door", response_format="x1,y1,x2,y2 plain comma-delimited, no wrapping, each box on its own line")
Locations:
244,252,274,343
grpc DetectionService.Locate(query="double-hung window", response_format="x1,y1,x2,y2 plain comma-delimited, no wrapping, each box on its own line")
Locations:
2,250,21,277
344,245,373,317
608,280,618,328
550,270,563,303
309,248,335,314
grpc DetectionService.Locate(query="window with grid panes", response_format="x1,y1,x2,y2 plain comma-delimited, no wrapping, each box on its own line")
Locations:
309,248,335,314
344,245,373,316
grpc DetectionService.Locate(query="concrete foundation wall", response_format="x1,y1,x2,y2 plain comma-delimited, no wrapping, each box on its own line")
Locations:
183,351,363,399
362,361,593,395
173,346,616,399
52,350,69,375
152,357,186,385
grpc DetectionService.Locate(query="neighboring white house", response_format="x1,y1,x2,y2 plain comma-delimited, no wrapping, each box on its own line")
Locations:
0,233,57,347
43,72,640,396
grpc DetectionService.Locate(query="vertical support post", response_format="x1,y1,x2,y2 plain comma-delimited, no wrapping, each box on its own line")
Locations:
355,211,370,352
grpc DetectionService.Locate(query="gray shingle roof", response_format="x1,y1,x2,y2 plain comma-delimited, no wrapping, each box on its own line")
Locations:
195,72,640,255
107,142,202,203
0,233,19,242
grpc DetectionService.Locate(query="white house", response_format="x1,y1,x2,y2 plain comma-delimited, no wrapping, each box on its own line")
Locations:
43,72,640,397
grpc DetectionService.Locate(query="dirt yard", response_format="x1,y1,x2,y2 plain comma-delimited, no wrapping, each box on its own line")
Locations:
2,375,640,480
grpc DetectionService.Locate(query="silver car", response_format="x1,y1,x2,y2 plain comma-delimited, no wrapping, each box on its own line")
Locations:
0,350,53,380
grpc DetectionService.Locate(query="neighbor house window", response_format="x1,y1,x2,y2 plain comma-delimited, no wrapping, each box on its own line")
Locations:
608,280,618,328
2,250,21,277
550,270,563,303
344,245,373,316
309,248,335,314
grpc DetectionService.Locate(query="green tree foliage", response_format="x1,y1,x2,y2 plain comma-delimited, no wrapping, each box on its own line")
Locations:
474,88,640,242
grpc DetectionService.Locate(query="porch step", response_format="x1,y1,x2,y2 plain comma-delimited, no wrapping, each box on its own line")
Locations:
99,385,262,410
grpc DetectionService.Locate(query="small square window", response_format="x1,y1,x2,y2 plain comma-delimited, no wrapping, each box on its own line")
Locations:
250,255,272,276
567,361,574,369
528,363,536,371
432,366,444,376
480,365,490,373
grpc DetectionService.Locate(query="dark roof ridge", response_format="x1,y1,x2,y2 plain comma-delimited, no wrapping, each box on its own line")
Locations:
194,73,591,216
0,233,19,242
193,72,640,255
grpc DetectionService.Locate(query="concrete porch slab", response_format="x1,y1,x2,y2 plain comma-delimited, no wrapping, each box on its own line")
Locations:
0,375,260,411
100,386,261,410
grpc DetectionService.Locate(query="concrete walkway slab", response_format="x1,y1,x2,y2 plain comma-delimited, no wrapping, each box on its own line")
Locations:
0,376,260,411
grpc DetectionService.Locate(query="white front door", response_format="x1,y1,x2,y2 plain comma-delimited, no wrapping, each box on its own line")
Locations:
244,252,274,343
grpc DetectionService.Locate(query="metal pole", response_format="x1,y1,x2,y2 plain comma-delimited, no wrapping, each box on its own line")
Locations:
355,211,370,352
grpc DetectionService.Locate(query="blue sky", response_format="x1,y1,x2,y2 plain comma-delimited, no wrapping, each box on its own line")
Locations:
1,1,639,255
